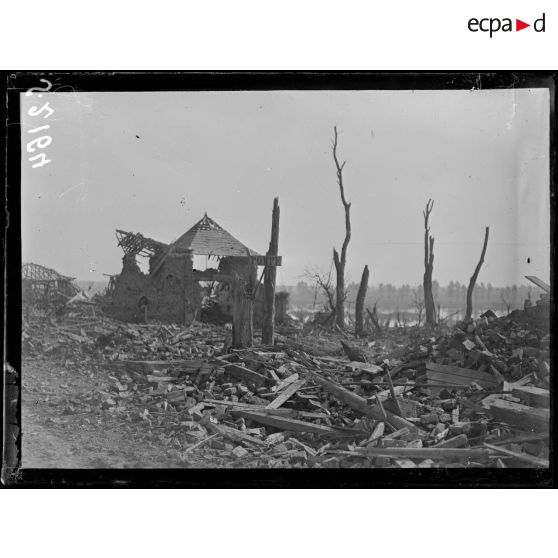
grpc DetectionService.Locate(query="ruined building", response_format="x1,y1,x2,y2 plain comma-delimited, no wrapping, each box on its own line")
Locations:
106,214,282,330
22,262,80,305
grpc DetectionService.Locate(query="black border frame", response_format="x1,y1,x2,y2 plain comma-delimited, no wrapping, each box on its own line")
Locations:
2,71,556,487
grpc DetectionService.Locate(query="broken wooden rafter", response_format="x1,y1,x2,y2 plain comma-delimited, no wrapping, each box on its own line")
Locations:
223,363,274,387
311,372,422,433
231,410,355,437
266,378,306,410
359,447,492,461
485,398,550,433
425,362,498,389
511,385,550,409
483,443,549,468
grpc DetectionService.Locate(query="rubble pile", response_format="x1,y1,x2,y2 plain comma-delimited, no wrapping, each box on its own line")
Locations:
22,304,550,468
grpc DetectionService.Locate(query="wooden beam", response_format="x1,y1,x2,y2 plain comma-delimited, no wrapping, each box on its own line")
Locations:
360,447,492,461
231,410,349,436
251,255,282,266
483,443,549,468
486,398,550,433
266,379,306,410
224,363,272,387
511,385,550,408
311,373,422,433
426,362,498,389
524,275,550,293
193,271,233,283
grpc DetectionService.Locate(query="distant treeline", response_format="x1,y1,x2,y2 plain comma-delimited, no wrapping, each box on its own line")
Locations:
279,280,543,314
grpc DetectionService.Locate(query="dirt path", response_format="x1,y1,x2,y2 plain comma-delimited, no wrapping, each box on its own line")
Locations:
21,358,200,468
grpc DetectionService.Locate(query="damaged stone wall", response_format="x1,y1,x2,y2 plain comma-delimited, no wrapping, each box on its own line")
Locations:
107,250,200,324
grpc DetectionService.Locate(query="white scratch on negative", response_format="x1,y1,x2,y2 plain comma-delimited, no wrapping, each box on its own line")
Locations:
58,182,85,198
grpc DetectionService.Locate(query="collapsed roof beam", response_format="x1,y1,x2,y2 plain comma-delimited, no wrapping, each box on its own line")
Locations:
115,229,168,257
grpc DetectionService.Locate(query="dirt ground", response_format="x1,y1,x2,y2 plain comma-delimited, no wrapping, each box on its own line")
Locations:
21,358,211,468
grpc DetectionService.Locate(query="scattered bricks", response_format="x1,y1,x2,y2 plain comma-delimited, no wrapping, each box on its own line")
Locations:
440,399,457,412
449,422,472,436
420,412,439,425
439,413,452,423
432,423,446,436
232,446,249,458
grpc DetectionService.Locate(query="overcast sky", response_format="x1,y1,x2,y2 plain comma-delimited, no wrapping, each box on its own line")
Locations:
21,88,550,287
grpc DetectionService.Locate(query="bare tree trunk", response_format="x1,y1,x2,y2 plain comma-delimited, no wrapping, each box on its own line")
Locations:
331,126,351,329
262,197,280,344
422,199,436,326
355,265,369,337
465,227,490,322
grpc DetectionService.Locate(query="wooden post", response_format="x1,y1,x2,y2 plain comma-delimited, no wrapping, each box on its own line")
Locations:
355,265,369,337
262,198,280,344
232,274,254,348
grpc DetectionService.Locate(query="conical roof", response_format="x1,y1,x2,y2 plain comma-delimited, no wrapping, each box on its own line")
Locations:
173,213,260,257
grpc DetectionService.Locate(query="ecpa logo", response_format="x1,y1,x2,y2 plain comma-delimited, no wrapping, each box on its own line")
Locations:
468,13,546,37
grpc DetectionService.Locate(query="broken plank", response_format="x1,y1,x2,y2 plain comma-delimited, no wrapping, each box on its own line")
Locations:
483,443,549,468
224,363,273,386
146,375,176,383
374,385,413,402
266,378,306,409
490,432,549,446
346,361,383,375
432,434,468,448
311,372,422,433
385,368,403,416
360,422,385,446
231,410,346,436
486,398,550,433
183,433,219,454
200,417,267,446
359,447,491,460
272,372,300,392
426,371,496,390
202,399,265,411
383,427,409,440
511,386,550,409
426,362,498,388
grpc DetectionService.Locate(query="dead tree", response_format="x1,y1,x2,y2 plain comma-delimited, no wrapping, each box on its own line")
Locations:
332,126,351,329
355,265,369,337
262,197,280,344
413,288,425,326
366,304,382,333
465,227,490,322
501,294,512,314
422,199,436,326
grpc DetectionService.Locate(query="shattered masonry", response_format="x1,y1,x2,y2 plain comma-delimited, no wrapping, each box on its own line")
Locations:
105,213,282,326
